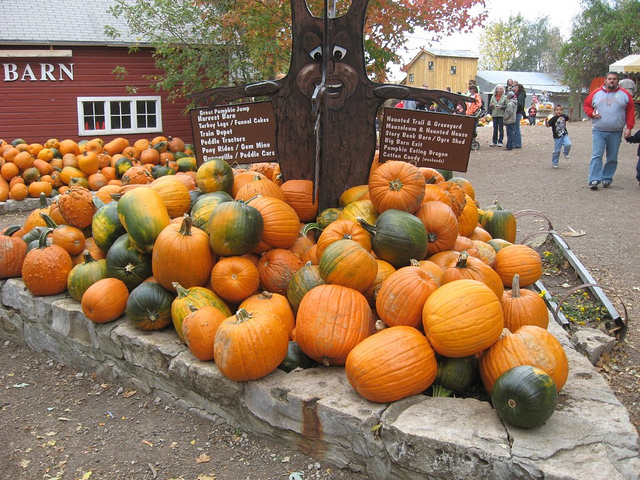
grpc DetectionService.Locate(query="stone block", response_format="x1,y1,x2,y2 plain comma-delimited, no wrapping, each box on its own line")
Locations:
0,304,24,344
51,297,92,346
571,327,616,365
1,278,68,324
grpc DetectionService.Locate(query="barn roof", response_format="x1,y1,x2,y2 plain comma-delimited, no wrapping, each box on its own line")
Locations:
0,0,146,46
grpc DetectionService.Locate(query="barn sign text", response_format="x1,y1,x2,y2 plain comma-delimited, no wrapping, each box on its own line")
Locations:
2,63,74,82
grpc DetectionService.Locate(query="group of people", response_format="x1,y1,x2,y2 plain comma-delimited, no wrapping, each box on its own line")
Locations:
488,79,526,149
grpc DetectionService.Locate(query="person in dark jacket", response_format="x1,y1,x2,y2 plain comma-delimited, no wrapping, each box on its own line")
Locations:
513,83,526,147
625,129,640,186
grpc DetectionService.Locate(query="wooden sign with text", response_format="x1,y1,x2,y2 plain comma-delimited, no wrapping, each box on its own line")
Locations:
190,101,277,166
379,108,475,172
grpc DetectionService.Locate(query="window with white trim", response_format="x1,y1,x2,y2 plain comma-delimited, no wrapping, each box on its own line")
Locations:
77,96,162,136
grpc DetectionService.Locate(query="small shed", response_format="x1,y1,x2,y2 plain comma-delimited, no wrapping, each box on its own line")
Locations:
400,48,479,94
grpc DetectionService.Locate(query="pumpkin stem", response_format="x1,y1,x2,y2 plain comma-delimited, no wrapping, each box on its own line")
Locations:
2,225,22,237
173,282,189,298
40,212,58,229
234,308,253,323
388,179,404,191
431,384,454,398
38,192,48,209
356,217,376,234
511,274,521,298
179,214,193,236
301,223,320,237
92,195,105,210
455,251,469,268
260,291,274,300
38,228,53,249
409,259,420,266
82,250,96,264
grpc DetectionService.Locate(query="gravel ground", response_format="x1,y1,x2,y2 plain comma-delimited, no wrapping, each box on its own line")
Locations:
1,118,638,480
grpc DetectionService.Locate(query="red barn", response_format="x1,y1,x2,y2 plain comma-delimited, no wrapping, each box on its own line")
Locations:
0,0,193,145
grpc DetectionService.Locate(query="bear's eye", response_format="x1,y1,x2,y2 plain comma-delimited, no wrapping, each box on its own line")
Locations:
332,46,347,60
309,46,323,62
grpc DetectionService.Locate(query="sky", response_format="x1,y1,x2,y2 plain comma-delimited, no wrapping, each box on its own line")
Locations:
389,0,583,81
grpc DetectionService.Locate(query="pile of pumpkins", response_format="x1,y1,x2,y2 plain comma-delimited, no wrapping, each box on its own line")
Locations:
0,136,202,201
0,149,569,430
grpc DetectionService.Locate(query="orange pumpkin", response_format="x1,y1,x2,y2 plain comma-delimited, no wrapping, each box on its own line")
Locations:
414,201,459,256
239,291,295,339
256,248,304,295
210,256,260,304
345,326,437,403
247,195,300,249
280,179,319,222
422,279,504,357
81,278,129,323
22,228,73,296
501,274,549,331
493,244,543,287
57,186,97,228
368,160,425,213
314,218,372,260
181,305,228,361
295,284,375,366
439,251,504,299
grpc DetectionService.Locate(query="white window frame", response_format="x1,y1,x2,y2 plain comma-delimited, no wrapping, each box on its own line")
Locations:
77,96,163,136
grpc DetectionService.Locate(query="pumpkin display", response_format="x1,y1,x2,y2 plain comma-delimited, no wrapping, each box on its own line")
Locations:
422,279,504,357
40,213,86,256
501,274,549,331
256,248,304,295
295,284,375,366
208,200,264,257
125,281,175,331
493,244,543,287
21,228,73,296
247,195,300,249
81,277,130,323
117,187,171,254
195,158,234,193
214,308,289,381
376,265,438,329
181,305,228,361
414,200,459,256
0,225,27,278
431,354,478,397
368,160,425,214
280,179,318,222
314,218,372,260
480,201,517,243
491,365,558,429
318,239,377,293
171,282,231,342
151,215,215,292
239,291,295,339
149,177,192,218
359,209,428,268
57,186,96,229
439,251,504,299
210,256,260,304
66,251,108,301
345,326,437,403
479,325,569,393
285,262,325,313
105,233,153,291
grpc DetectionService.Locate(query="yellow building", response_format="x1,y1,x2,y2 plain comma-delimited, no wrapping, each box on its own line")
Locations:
401,48,479,93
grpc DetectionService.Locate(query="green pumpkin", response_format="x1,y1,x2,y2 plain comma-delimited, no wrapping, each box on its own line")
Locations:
126,282,175,331
114,156,134,177
315,207,341,229
92,200,126,253
176,156,198,172
190,191,234,230
431,355,478,397
436,169,453,181
286,263,325,313
151,164,176,179
116,187,170,254
105,234,153,291
67,251,108,301
208,200,264,257
358,209,428,268
481,201,517,243
278,341,317,373
491,365,558,429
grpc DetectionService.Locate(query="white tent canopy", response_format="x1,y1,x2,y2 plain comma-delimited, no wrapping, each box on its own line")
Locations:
610,55,640,73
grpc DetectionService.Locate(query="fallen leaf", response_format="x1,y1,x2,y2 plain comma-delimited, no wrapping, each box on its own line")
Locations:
196,453,211,464
122,390,137,398
80,471,92,479
12,382,30,388
46,431,58,436
560,226,586,237
20,459,30,469
197,475,217,480
142,440,153,447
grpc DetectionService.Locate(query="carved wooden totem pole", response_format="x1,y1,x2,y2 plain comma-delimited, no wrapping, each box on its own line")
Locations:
191,0,467,210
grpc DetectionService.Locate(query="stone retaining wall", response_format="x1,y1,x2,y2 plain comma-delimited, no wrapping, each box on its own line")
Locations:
1,277,639,479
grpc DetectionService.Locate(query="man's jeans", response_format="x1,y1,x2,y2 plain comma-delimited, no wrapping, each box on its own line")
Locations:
589,129,623,184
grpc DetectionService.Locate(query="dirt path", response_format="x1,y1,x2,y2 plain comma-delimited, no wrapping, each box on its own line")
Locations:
467,119,640,430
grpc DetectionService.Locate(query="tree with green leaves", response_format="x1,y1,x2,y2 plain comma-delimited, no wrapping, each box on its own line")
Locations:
560,0,640,89
105,0,486,103
478,14,562,73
